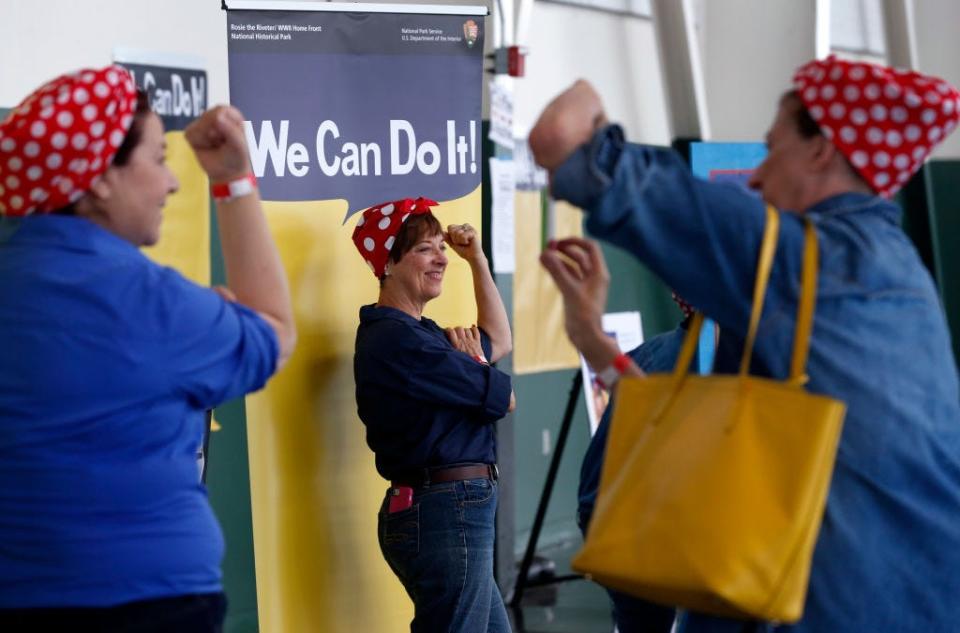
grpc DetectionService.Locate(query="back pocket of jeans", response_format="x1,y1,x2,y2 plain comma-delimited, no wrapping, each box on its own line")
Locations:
381,504,420,556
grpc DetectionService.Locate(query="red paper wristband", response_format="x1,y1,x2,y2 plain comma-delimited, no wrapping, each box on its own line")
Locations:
612,353,631,374
596,353,630,390
211,173,257,201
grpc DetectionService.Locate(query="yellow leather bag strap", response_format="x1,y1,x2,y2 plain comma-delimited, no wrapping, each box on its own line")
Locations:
671,312,705,378
738,205,780,376
671,207,818,383
671,206,779,379
788,219,818,385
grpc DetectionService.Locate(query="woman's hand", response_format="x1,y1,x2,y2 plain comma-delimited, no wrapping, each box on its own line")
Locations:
539,238,609,346
445,325,486,361
540,237,622,371
447,222,513,362
184,105,253,183
444,223,484,264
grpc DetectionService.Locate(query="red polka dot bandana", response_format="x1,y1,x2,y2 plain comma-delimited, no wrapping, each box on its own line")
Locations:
794,56,960,198
0,65,138,216
352,197,438,278
671,291,694,319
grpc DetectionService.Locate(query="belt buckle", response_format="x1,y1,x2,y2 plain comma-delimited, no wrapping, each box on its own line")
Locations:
491,464,499,480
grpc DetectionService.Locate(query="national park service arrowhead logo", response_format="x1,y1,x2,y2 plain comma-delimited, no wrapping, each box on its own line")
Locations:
463,20,479,48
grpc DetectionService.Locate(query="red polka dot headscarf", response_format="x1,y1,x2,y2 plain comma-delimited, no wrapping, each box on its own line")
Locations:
0,65,138,216
352,197,438,278
671,291,695,319
794,56,960,198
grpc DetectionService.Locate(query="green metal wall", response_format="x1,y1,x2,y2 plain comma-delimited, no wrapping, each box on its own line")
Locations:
922,161,960,365
207,208,261,633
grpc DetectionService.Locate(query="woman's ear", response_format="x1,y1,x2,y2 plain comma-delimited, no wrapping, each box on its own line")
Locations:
809,134,839,173
73,171,115,220
87,172,114,202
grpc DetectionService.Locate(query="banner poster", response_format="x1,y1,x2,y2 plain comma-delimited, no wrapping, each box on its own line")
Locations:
690,142,767,374
113,49,210,285
226,6,485,632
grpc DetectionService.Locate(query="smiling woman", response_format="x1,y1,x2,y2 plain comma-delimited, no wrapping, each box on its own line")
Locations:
0,64,294,632
72,93,180,246
351,197,516,633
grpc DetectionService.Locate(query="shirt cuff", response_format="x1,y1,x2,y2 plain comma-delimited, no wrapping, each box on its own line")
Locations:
482,366,512,422
551,124,625,210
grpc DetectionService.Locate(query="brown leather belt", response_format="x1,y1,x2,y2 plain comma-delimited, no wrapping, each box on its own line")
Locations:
391,463,498,488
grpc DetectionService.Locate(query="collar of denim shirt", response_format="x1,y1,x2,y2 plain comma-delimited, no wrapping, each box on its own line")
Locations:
804,191,901,225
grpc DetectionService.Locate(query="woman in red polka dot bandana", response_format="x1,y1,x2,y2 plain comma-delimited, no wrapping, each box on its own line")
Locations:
528,56,960,632
352,197,516,632
351,196,440,279
0,66,294,631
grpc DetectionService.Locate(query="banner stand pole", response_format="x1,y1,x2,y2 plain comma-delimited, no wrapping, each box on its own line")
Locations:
508,370,585,610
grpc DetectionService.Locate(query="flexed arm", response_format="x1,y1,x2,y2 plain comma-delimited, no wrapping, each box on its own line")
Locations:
185,105,296,366
445,223,512,363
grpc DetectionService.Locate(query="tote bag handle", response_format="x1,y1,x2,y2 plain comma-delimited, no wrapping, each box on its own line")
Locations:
670,207,818,384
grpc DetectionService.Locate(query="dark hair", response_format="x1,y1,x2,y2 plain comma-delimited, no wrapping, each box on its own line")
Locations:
380,212,444,283
53,89,152,216
780,89,872,188
782,90,822,139
111,90,153,166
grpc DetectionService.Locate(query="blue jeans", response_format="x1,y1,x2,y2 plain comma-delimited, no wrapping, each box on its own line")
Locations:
378,478,511,633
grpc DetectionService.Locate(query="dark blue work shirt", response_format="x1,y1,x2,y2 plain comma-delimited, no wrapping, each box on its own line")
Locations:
354,304,513,480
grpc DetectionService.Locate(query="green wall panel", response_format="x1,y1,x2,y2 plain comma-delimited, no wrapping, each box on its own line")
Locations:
207,206,261,633
925,161,960,366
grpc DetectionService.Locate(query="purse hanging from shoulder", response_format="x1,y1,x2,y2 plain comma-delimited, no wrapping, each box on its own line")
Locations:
572,206,846,623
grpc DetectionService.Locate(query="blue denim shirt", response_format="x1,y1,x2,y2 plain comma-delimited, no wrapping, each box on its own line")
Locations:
554,126,960,633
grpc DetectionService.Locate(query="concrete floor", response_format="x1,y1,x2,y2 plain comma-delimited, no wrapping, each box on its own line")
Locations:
507,540,615,633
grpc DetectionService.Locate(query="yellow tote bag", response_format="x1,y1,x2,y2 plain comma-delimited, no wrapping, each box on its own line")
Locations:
572,207,846,623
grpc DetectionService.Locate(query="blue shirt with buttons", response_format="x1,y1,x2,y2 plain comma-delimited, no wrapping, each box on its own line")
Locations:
0,215,278,608
555,125,960,632
354,304,513,480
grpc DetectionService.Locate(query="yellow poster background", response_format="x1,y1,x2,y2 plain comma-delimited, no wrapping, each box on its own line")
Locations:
512,191,584,374
142,131,210,285
139,131,577,629
246,189,483,633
